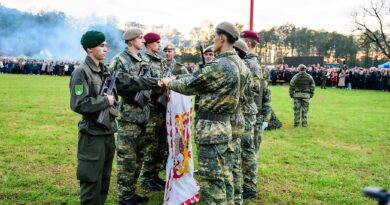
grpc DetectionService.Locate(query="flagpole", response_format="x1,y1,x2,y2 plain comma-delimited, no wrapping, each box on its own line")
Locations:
250,0,254,31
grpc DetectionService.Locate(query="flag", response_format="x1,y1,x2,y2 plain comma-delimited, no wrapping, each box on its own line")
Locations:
164,90,200,205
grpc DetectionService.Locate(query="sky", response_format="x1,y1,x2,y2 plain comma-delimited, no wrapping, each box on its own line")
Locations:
1,0,371,35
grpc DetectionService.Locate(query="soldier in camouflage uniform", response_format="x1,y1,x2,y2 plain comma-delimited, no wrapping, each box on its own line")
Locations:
240,30,272,199
109,28,155,205
162,43,189,76
141,43,190,189
70,30,161,205
141,32,167,191
232,39,254,205
162,22,243,205
289,64,315,127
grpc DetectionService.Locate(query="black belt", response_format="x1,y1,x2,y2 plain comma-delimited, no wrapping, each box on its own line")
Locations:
197,112,230,121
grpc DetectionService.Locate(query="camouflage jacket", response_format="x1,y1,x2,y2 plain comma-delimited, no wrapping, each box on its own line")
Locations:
109,49,152,124
168,49,242,144
162,59,188,77
255,79,272,124
143,51,165,112
243,54,260,116
70,56,117,135
289,71,315,99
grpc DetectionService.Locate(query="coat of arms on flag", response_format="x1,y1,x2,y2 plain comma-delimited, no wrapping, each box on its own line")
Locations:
164,90,200,205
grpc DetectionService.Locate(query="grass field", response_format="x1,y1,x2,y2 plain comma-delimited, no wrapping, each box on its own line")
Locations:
0,74,389,205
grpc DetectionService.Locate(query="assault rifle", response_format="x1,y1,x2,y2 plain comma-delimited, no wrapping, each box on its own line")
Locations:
133,62,152,107
199,43,206,69
363,187,390,205
97,70,120,128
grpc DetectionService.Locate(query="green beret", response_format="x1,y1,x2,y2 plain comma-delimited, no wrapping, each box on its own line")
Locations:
216,22,240,41
233,39,249,54
123,28,143,41
81,30,106,49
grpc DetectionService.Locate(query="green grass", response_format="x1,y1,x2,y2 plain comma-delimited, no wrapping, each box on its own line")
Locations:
0,74,389,205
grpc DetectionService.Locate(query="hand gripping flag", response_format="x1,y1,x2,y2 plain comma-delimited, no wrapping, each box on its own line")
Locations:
164,90,200,205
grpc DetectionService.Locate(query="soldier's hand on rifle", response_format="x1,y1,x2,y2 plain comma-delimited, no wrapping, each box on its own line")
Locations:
105,94,115,106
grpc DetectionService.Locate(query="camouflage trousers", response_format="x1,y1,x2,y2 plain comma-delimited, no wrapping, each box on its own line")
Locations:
231,113,245,205
142,112,167,181
241,115,258,193
293,98,310,126
197,141,235,205
117,121,148,201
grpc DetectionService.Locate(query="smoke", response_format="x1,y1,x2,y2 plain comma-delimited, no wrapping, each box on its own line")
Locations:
0,4,124,62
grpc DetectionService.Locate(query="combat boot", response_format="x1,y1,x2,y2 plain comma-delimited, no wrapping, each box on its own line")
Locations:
133,194,149,203
119,199,140,205
153,176,166,188
142,179,163,191
242,190,256,199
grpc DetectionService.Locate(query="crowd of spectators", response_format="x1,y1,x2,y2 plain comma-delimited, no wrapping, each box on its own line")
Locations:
0,57,80,76
265,64,390,91
2,57,390,92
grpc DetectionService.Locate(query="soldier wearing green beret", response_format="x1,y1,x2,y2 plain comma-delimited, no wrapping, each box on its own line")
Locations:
70,30,161,205
161,22,244,204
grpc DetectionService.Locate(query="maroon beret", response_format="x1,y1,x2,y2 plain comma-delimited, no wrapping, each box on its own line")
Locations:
144,32,160,44
240,30,260,42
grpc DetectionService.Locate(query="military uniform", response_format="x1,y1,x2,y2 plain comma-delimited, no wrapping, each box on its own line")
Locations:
289,67,315,127
109,49,156,202
70,55,158,205
167,48,242,204
141,51,166,188
231,39,253,205
70,56,116,205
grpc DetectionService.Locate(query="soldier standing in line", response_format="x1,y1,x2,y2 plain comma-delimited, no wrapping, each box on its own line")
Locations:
146,43,189,187
161,22,243,205
141,32,167,191
232,39,253,205
240,30,272,199
70,30,162,205
109,28,154,205
162,43,189,76
289,64,315,127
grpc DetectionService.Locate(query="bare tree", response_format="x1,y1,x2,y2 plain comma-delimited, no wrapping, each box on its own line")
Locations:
352,0,390,59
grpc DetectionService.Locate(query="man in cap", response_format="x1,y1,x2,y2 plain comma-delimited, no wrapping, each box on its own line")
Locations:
109,28,153,204
70,30,162,205
232,39,254,205
160,22,244,204
141,32,167,191
240,30,272,199
162,43,188,76
289,64,315,127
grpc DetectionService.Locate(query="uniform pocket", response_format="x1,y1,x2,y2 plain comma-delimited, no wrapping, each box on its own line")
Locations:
197,144,229,178
77,152,101,182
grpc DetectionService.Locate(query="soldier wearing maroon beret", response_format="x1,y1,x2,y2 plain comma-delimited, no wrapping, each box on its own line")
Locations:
141,32,168,191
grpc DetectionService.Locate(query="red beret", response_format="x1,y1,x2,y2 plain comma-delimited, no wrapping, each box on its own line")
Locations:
144,32,160,44
240,30,260,42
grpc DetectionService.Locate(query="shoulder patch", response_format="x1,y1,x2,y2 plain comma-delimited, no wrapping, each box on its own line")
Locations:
75,84,84,95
